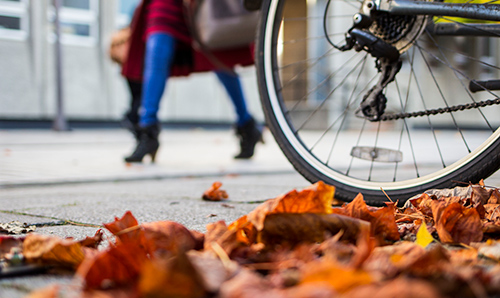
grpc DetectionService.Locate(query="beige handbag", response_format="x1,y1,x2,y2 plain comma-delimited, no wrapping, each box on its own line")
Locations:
108,27,131,65
188,0,259,50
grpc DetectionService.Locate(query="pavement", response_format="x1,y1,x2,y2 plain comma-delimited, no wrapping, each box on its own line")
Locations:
0,127,311,298
2,127,500,297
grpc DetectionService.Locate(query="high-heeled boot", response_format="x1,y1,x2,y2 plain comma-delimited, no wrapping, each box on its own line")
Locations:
234,117,263,159
124,124,160,163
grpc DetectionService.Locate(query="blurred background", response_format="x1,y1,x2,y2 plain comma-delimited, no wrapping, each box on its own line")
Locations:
0,0,263,128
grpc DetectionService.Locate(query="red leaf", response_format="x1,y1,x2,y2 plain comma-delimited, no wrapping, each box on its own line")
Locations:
77,241,148,289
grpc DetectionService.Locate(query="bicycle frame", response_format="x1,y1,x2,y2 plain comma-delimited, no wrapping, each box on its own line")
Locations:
372,0,500,21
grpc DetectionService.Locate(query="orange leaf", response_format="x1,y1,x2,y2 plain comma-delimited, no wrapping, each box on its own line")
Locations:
77,241,148,289
23,234,85,269
103,211,144,244
202,181,229,201
247,181,335,231
138,252,206,298
142,221,198,254
343,277,440,298
432,201,483,244
299,258,372,293
24,284,60,298
205,220,241,256
228,215,256,245
333,193,400,245
78,229,104,249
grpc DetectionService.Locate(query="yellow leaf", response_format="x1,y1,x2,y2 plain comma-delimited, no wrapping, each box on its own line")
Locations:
416,223,434,248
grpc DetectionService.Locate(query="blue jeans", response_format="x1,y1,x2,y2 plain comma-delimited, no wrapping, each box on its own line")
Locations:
140,32,252,127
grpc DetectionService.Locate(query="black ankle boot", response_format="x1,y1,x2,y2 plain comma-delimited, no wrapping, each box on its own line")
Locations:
124,124,160,163
121,116,141,140
234,118,263,159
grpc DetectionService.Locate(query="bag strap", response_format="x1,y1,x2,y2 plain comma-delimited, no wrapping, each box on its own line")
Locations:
182,0,237,76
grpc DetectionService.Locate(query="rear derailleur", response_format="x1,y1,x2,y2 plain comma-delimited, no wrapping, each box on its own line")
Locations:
337,17,402,121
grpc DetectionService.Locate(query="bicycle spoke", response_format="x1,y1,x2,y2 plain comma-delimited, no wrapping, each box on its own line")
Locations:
423,30,495,132
296,53,368,131
404,47,447,170
414,43,472,153
323,55,370,165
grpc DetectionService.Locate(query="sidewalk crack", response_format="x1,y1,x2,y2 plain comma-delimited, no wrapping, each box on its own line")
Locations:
0,210,102,228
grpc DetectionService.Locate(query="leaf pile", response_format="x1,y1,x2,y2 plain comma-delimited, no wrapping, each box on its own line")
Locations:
6,181,500,297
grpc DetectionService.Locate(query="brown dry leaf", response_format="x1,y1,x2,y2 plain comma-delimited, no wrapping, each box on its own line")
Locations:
282,283,338,298
142,221,198,254
485,204,500,221
341,277,440,298
472,184,500,205
247,181,335,231
202,181,229,201
77,241,148,289
404,244,450,276
138,252,206,298
260,213,370,248
23,234,85,269
0,235,23,259
363,241,426,278
477,240,500,261
80,286,137,298
299,258,373,294
24,284,60,298
78,229,104,249
205,220,241,257
432,201,483,244
448,247,479,266
188,250,235,293
332,193,400,245
218,268,285,298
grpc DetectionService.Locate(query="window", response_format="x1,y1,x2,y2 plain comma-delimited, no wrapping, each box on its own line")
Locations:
116,0,140,28
0,0,28,40
50,0,97,46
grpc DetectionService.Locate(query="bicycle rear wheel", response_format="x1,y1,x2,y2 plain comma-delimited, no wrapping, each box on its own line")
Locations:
256,0,500,205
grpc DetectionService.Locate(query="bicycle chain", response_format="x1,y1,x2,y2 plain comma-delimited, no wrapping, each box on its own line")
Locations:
378,97,500,121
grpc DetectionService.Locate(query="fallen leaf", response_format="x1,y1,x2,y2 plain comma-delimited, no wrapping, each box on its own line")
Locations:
78,230,104,249
218,268,284,298
247,181,335,231
0,221,36,234
299,258,372,293
23,234,85,269
24,284,60,298
187,250,234,293
202,182,229,201
333,193,400,245
260,213,370,248
363,242,426,277
478,240,500,261
415,222,434,248
138,252,206,298
103,211,144,245
142,221,198,254
432,201,483,244
77,241,148,289
342,277,440,298
205,220,241,256
0,235,23,259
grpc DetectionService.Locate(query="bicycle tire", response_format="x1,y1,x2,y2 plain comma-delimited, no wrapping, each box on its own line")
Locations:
256,0,500,205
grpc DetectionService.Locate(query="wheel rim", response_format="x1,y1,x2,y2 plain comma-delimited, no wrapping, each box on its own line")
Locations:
261,0,500,192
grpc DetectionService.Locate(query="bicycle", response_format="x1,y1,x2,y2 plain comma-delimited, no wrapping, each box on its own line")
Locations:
255,0,500,205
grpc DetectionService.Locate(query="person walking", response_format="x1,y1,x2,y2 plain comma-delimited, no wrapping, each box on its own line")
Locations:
121,0,262,163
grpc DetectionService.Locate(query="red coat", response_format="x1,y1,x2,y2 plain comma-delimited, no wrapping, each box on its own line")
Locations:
121,0,255,81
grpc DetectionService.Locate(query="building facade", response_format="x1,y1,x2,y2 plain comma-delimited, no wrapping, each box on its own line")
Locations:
0,0,262,124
